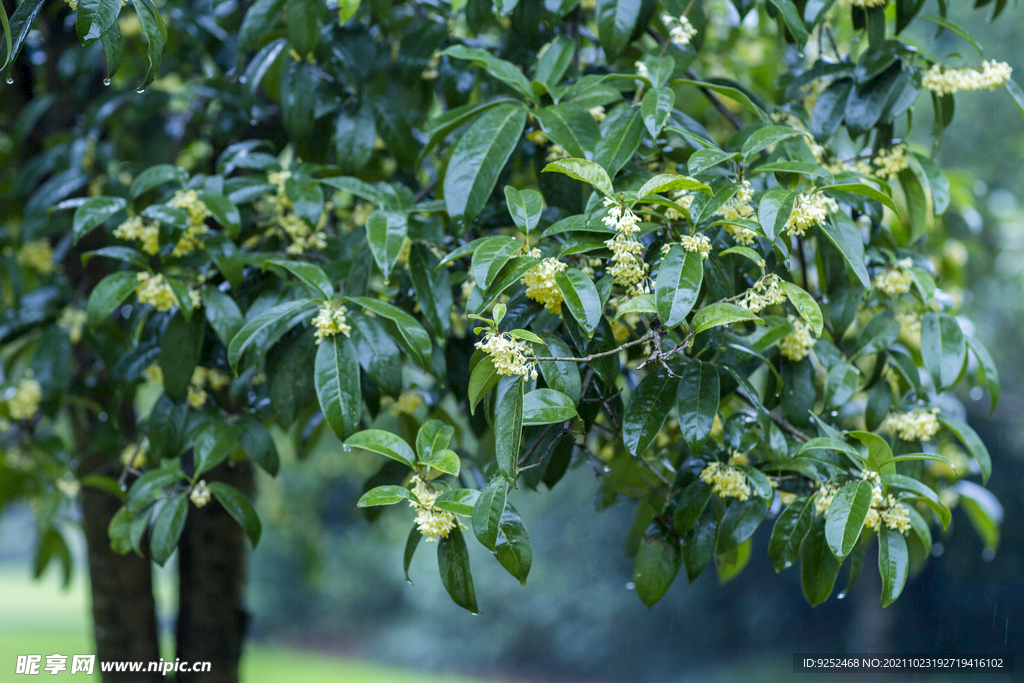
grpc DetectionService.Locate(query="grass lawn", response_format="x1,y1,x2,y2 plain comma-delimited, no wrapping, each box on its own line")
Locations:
0,564,489,682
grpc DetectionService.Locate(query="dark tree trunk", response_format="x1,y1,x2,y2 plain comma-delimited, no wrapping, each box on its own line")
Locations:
82,475,163,683
175,461,254,683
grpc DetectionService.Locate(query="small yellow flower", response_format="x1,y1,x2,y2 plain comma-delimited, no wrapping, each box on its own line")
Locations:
135,273,178,311
475,331,537,379
883,407,940,442
699,462,751,501
312,300,352,344
779,315,815,362
58,307,87,344
17,241,55,274
521,258,567,314
190,480,212,507
114,216,161,255
7,378,43,420
410,476,457,542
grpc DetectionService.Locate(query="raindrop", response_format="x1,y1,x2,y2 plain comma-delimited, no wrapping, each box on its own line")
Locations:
342,444,351,452
239,75,247,83
931,543,944,557
119,484,128,492
103,78,111,86
98,412,108,422
135,88,145,94
625,582,635,590
837,592,846,600
250,119,258,126
969,387,984,401
783,561,792,569
982,547,996,562
602,466,611,473
5,75,13,85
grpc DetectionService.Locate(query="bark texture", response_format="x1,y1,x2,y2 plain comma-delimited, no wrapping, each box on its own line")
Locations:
175,460,254,683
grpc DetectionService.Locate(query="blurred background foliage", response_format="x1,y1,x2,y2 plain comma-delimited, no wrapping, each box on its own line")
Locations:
1,0,1022,680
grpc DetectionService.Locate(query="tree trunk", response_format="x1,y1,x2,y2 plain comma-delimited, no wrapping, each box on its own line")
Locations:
175,461,254,683
82,474,163,683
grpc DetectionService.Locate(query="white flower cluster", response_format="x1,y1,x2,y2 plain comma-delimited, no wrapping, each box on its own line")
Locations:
635,61,649,80
662,14,697,46
522,257,567,314
873,258,914,296
476,331,537,379
114,216,160,255
603,200,649,295
786,192,838,237
120,438,149,468
679,233,712,260
922,61,1012,96
546,144,570,163
874,144,910,179
6,378,42,420
884,407,941,442
738,273,787,313
411,476,457,542
58,307,87,344
699,462,751,501
848,0,887,7
779,315,815,361
190,480,212,508
665,190,695,221
814,483,839,515
312,300,352,344
719,179,759,246
136,272,178,311
862,485,912,533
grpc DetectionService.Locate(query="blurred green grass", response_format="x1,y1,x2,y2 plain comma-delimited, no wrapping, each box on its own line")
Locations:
0,565,487,682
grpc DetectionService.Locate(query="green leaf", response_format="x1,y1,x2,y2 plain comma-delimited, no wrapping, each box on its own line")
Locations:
365,210,408,280
819,213,870,289
193,421,239,476
920,312,966,392
936,414,991,484
767,0,809,44
535,333,581,404
669,78,770,121
441,45,538,103
623,367,680,456
237,414,280,476
196,191,241,238
286,0,324,55
686,149,739,177
435,489,480,517
1006,79,1024,123
3,0,45,71
403,526,421,583
347,297,432,368
73,197,127,242
819,182,900,216
344,429,416,468
532,103,601,159
472,477,507,551
468,355,500,414
593,105,645,177
356,485,416,507
716,497,768,554
849,431,895,475
634,174,711,202
676,361,719,451
655,245,703,328
750,162,834,184
554,269,602,339
779,281,822,336
682,510,717,583
641,87,675,138
542,157,614,197
504,186,544,235
471,236,521,290
438,527,479,613
877,528,909,607
800,516,841,607
422,449,460,476
495,378,524,483
443,102,527,225
130,164,188,198
416,419,455,463
917,14,983,57
533,35,574,94
854,310,900,358
880,474,951,528
86,271,138,329
315,335,362,440
596,0,643,59
76,0,122,44
633,536,681,607
494,504,532,584
408,244,452,339
133,0,168,91
613,293,657,320
768,496,815,572
824,480,873,559
238,0,286,50
227,299,318,372
953,480,1002,550
264,258,334,300
208,482,263,547
522,388,578,425
150,493,188,566
672,480,711,537
691,302,763,335
200,287,243,348
349,312,402,397
741,125,805,160
966,336,999,415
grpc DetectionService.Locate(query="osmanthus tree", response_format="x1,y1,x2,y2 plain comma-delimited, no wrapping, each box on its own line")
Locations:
0,0,1018,679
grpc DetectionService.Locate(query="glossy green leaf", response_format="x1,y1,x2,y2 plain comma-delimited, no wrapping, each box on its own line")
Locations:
780,281,822,335
691,302,762,335
437,527,479,613
623,367,679,456
800,516,841,607
472,477,507,551
315,335,362,440
880,473,951,528
555,269,602,339
495,378,524,482
347,297,431,367
441,45,538,103
522,388,578,425
264,258,334,300
542,157,614,197
344,429,416,468
208,482,263,547
504,186,544,234
416,420,455,463
150,493,188,566
133,0,167,90
365,210,408,281
936,414,991,484
596,0,643,59
634,536,681,607
641,87,675,138
716,496,768,554
877,528,909,607
768,496,815,572
494,504,532,584
356,485,416,507
824,480,873,559
532,103,601,159
920,312,966,392
676,361,719,451
193,421,238,476
656,244,703,328
85,271,138,329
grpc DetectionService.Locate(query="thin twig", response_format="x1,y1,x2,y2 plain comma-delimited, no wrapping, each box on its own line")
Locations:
685,68,744,130
528,332,655,363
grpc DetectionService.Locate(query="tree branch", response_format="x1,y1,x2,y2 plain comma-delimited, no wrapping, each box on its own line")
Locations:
528,332,655,363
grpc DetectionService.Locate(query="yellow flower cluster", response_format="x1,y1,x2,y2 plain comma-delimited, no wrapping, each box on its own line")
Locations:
145,362,164,385
17,240,55,274
897,311,921,344
56,479,81,498
476,331,537,379
662,13,697,46
603,200,649,296
847,0,887,7
873,258,914,296
786,193,838,237
169,190,211,256
312,300,352,344
719,180,759,246
411,476,458,542
383,391,423,416
58,307,87,344
665,191,694,221
545,144,570,163
588,106,606,122
187,367,232,409
922,61,1013,96
738,273,787,314
884,407,941,442
278,213,328,255
779,315,815,361
120,439,149,468
814,483,839,515
862,485,911,533
136,272,178,311
874,144,910,179
680,233,712,259
114,216,160,255
699,462,751,501
7,378,42,420
521,258,567,313
190,480,212,508
421,51,440,80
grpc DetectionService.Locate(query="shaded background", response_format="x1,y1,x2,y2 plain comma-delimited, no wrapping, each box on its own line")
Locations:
2,3,1023,682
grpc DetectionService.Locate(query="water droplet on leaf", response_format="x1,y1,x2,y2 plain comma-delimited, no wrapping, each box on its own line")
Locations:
5,76,13,85
103,78,111,86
